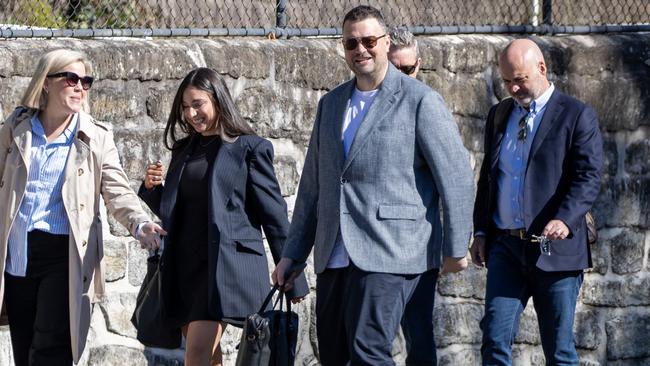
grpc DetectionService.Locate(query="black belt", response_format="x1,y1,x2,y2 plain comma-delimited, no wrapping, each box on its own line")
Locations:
496,228,529,240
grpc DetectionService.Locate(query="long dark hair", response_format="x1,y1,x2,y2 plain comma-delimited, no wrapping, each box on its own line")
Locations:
164,67,255,150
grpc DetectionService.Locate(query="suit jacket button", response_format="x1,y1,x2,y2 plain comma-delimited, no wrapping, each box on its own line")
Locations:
6,147,11,154
83,276,88,283
340,178,349,184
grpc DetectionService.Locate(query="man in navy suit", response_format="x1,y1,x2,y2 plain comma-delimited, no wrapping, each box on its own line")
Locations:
471,39,603,365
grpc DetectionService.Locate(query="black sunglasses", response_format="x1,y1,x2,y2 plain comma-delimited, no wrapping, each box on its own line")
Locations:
342,34,387,51
47,72,94,90
397,64,418,75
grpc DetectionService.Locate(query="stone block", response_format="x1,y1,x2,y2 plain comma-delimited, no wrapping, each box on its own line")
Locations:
0,328,14,365
274,155,300,197
235,85,318,144
606,313,650,360
0,76,31,119
107,214,131,237
574,309,603,350
438,346,481,366
433,303,483,347
145,81,179,124
129,240,151,287
103,239,127,282
512,344,546,366
586,231,609,275
416,38,444,73
201,39,270,80
89,79,147,121
515,305,540,345
592,177,650,229
112,127,169,181
456,116,485,154
98,292,137,338
86,40,198,81
581,275,650,307
86,345,147,366
601,134,618,177
421,71,492,119
441,36,496,74
273,39,350,90
609,229,645,274
568,74,649,131
437,265,486,300
625,138,650,175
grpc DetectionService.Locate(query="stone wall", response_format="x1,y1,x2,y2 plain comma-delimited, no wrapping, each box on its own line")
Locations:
0,33,648,365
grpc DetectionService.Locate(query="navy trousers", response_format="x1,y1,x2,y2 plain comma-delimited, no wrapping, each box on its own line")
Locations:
315,263,421,366
401,268,438,366
481,234,583,366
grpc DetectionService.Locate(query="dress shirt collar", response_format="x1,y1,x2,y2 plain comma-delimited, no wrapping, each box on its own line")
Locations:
31,113,79,145
514,83,555,117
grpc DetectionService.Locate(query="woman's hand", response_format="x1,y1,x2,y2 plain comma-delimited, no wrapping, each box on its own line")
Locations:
144,161,165,190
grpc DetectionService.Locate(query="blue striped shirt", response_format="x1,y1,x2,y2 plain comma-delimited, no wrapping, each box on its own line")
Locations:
6,113,78,276
494,84,554,229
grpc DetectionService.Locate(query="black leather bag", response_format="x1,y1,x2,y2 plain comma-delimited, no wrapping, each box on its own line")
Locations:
235,285,299,366
130,251,182,349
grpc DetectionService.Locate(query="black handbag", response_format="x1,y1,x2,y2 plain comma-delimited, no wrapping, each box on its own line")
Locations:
130,250,182,349
235,285,299,366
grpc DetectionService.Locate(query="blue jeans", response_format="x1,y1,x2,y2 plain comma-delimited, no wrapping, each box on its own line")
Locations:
401,269,439,366
481,235,583,366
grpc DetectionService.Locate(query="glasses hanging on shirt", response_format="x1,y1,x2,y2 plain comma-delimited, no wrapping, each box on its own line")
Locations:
517,115,528,141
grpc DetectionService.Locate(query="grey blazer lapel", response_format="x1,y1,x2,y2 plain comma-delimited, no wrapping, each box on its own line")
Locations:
342,65,400,172
529,90,564,162
329,80,355,174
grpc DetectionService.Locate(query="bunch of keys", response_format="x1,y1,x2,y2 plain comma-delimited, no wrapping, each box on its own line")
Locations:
531,234,552,256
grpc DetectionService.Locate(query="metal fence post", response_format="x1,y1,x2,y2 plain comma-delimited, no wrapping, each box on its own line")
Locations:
277,0,287,28
542,0,553,25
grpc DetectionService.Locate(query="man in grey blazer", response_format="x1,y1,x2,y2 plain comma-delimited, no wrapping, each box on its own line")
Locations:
273,5,474,365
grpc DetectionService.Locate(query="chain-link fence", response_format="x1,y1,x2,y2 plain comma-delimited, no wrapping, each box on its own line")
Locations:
1,0,649,38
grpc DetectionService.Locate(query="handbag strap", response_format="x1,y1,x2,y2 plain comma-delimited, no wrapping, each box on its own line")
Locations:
257,285,292,314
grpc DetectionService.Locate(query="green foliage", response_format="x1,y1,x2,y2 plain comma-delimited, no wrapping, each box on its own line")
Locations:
67,0,159,28
10,0,65,28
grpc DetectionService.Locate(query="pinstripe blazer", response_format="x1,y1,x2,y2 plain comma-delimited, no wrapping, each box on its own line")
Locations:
139,134,308,321
283,64,475,274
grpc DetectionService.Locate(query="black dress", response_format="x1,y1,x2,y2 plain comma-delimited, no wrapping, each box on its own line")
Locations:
168,134,221,324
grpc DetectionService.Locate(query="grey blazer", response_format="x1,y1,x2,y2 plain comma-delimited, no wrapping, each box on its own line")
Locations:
283,64,475,274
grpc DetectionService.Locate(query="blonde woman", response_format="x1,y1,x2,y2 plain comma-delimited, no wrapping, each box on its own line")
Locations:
0,49,165,365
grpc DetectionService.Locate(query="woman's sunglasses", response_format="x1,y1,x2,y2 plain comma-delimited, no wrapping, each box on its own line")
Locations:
46,72,94,90
342,34,387,51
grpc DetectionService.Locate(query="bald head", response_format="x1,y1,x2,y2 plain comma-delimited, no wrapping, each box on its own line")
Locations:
498,39,550,108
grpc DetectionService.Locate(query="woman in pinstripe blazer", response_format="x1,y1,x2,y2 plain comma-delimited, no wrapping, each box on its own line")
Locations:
138,68,308,366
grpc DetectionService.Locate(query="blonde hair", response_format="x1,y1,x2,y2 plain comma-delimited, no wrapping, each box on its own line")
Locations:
21,49,93,112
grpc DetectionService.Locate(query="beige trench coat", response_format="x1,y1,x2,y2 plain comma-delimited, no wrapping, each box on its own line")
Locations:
0,108,150,363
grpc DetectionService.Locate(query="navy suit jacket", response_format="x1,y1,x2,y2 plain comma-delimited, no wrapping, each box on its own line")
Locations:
474,89,603,271
139,134,308,322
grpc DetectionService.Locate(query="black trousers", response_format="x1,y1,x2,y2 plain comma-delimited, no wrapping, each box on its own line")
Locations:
315,263,420,366
5,230,72,366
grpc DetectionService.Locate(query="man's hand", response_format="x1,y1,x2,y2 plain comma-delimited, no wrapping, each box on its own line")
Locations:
272,257,299,292
470,235,487,267
136,222,167,250
542,219,570,241
440,256,468,275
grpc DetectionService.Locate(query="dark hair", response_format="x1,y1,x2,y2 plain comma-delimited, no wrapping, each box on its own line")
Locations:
164,67,255,150
342,5,386,31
